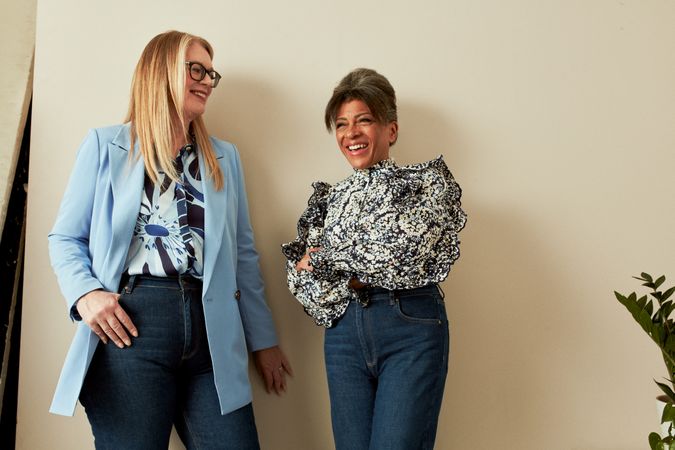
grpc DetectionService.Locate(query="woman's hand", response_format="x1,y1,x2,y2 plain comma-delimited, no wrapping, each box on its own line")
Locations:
253,346,293,395
76,289,138,348
295,247,321,272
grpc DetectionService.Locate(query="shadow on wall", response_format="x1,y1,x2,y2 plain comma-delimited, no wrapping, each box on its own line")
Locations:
395,99,466,168
396,99,593,448
203,74,334,450
194,82,591,449
437,203,593,448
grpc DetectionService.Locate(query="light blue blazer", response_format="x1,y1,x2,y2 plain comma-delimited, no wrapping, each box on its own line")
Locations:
48,123,278,416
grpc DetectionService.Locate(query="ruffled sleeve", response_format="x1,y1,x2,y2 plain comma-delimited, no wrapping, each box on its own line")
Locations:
309,156,466,289
281,182,357,327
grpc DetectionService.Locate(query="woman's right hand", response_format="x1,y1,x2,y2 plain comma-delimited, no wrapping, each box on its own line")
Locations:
295,247,321,272
76,290,138,348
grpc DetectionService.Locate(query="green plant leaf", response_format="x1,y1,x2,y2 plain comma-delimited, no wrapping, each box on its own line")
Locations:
616,291,662,339
641,273,654,283
659,328,669,345
656,276,667,290
663,287,675,302
635,294,653,314
651,432,663,450
662,403,675,423
666,334,675,350
656,381,675,402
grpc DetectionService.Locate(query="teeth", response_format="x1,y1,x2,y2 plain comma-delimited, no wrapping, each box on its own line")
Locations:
348,144,367,151
192,91,206,98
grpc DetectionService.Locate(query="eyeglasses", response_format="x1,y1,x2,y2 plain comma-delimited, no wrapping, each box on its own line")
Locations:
185,61,221,88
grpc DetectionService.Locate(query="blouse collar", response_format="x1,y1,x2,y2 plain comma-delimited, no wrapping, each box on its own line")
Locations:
354,158,398,174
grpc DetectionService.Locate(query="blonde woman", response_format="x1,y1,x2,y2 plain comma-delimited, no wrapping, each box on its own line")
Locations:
49,30,290,449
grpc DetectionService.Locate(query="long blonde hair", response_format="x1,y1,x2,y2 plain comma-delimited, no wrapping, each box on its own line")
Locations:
125,30,224,190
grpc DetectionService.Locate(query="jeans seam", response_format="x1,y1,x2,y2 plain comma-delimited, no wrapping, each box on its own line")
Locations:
181,410,200,450
421,325,449,449
181,289,191,360
355,305,377,373
364,307,378,373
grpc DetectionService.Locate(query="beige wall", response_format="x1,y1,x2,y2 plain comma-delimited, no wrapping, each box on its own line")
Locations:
19,1,675,449
0,0,34,234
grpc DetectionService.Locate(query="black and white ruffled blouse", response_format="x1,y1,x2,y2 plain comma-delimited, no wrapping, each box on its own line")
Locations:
282,156,467,328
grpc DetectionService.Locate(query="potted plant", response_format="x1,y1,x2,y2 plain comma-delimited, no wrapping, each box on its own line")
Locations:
615,272,675,449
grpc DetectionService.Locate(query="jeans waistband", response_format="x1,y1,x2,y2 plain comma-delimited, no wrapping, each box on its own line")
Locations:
120,273,202,294
363,284,439,296
352,283,443,306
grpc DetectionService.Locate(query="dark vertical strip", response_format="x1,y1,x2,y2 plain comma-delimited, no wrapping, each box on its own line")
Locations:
0,101,30,449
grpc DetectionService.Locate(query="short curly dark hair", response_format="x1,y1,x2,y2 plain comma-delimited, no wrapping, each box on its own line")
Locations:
324,68,397,132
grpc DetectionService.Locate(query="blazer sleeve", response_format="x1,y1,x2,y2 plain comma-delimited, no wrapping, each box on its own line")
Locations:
232,146,279,351
48,129,105,319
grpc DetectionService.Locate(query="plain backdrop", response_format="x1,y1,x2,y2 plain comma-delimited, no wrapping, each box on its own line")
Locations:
17,0,675,449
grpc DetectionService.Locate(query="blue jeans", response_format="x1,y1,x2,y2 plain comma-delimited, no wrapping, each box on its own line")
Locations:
324,284,449,450
79,275,260,450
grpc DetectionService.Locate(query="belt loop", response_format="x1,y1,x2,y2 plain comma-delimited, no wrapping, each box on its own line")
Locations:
123,274,138,294
389,289,396,306
436,283,445,300
178,272,187,292
356,287,370,307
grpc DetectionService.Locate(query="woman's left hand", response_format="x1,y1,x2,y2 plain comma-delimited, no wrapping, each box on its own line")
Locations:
253,346,293,395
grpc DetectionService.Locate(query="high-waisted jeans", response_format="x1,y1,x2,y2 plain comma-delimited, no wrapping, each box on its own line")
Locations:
324,284,449,450
79,274,260,450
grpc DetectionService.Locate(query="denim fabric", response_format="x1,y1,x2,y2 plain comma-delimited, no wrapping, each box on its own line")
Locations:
79,275,260,450
324,284,449,450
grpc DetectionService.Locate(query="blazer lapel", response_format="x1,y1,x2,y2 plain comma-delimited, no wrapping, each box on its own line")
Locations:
200,142,227,289
108,124,145,281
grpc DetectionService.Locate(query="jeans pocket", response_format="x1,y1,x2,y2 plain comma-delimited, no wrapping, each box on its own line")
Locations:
117,291,128,305
394,294,443,325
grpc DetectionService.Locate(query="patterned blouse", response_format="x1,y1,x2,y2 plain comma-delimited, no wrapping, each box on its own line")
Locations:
125,143,205,278
282,156,466,327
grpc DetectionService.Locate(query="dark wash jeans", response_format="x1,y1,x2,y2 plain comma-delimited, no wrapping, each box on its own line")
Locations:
79,274,260,450
324,284,449,450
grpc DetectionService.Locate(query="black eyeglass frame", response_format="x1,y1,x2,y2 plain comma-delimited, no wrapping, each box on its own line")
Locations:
185,61,222,88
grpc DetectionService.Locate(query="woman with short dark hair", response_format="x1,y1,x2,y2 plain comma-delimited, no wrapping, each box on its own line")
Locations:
283,67,466,450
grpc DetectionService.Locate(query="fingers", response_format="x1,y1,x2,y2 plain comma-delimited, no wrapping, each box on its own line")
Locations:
78,290,137,348
270,353,293,395
106,315,131,348
281,355,294,377
263,365,286,396
295,247,323,272
295,254,314,272
262,367,274,394
253,346,293,395
116,308,139,338
89,323,108,345
272,366,285,395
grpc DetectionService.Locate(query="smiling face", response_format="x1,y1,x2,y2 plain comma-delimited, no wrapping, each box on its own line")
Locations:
183,43,214,123
335,99,398,170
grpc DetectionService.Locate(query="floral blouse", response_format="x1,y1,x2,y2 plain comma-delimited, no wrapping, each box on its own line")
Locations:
282,156,466,327
125,143,205,278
